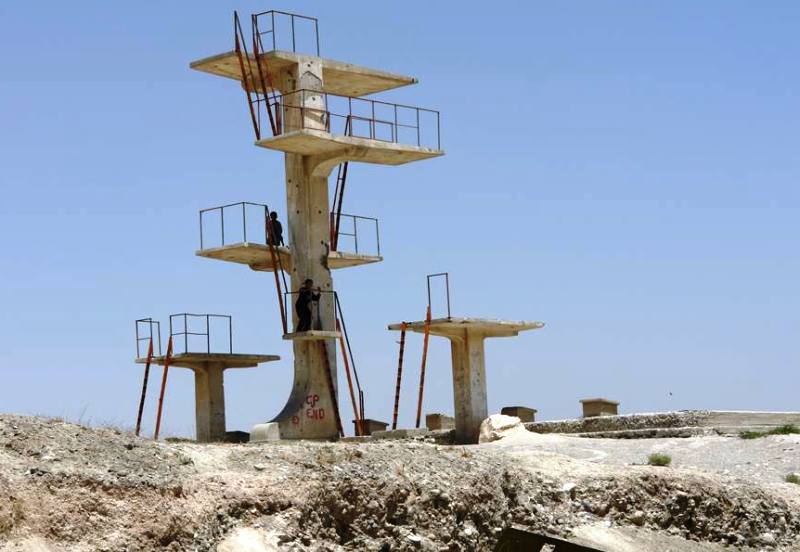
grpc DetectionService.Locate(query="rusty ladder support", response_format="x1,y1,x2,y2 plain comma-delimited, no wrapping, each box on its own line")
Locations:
153,336,174,441
415,306,432,428
134,338,154,437
265,215,288,334
391,323,407,430
233,12,263,140
251,14,281,137
337,318,363,435
320,340,344,438
330,116,352,251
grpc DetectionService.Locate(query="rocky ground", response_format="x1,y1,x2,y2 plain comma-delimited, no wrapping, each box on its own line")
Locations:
0,415,799,551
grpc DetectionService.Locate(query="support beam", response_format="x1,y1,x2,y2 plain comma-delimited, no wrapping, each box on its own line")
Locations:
193,363,227,442
251,58,341,442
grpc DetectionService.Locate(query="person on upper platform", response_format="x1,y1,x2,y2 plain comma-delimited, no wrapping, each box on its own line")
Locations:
267,211,284,247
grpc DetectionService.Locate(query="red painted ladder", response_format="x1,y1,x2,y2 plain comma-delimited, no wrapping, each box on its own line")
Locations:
134,338,154,437
153,336,174,441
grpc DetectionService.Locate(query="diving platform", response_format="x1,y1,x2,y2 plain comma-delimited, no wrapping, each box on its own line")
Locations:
282,330,341,341
388,317,544,444
133,315,280,443
255,129,443,166
190,50,417,97
195,243,382,272
388,318,545,339
136,352,280,370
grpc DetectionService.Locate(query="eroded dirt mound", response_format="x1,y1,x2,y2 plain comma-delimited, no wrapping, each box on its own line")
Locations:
1,415,799,551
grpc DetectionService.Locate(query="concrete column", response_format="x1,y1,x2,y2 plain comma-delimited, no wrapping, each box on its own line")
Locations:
252,57,339,441
450,330,488,444
193,362,226,442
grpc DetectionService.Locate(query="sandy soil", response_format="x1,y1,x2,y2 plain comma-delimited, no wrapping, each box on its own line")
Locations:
1,415,799,551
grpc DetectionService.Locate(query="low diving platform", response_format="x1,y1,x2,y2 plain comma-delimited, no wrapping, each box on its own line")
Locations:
136,352,280,370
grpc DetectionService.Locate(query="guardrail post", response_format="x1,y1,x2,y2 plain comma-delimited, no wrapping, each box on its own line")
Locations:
242,203,247,242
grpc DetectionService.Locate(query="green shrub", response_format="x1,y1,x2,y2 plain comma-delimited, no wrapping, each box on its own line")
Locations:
785,473,800,485
647,453,672,467
740,425,800,440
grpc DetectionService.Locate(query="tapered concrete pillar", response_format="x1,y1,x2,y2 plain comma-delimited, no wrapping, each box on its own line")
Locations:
251,59,341,441
388,318,544,444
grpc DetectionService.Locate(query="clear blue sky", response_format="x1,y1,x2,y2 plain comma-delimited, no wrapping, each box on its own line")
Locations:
1,1,798,437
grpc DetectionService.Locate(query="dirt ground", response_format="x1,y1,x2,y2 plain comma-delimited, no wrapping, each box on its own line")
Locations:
1,415,799,551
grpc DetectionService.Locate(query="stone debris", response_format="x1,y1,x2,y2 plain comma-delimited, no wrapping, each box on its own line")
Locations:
0,414,799,551
478,414,525,443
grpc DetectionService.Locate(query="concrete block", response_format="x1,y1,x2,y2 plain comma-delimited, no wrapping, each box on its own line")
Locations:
580,398,620,418
371,428,429,440
249,422,282,443
353,418,389,436
426,413,455,430
501,406,537,422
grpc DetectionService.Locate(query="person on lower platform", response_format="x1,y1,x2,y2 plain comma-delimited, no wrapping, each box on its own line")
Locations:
295,278,321,332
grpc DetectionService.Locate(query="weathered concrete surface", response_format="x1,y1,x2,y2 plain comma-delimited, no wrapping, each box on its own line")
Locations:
425,413,455,430
389,318,544,444
526,410,800,437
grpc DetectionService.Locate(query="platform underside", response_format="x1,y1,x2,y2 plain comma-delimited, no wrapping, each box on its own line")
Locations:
196,243,382,271
283,330,341,341
189,50,417,97
256,129,443,165
388,318,545,339
135,353,280,369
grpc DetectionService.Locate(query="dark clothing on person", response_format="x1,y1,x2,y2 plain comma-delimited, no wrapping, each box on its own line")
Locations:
295,288,320,332
268,219,284,247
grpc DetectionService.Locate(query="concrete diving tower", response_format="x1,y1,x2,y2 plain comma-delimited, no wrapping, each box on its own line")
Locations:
190,11,443,442
137,352,279,442
388,318,544,444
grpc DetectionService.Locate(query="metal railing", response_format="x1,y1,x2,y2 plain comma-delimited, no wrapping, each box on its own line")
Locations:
252,10,320,56
285,289,356,334
199,201,280,250
135,318,162,358
330,212,380,256
266,89,441,150
427,272,452,319
168,313,233,355
198,201,380,257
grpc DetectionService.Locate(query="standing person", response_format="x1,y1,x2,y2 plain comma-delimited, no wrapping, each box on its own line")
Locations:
267,211,285,247
295,279,321,332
